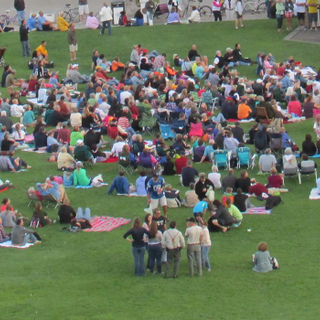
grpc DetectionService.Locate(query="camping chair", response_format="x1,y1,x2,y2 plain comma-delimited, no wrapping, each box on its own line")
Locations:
255,106,272,124
213,149,230,169
157,111,172,124
139,113,158,135
0,46,7,67
42,194,61,209
159,124,176,140
26,191,42,207
282,166,299,186
250,153,258,169
298,160,318,184
189,91,201,106
236,147,252,169
269,133,284,158
201,91,214,109
118,153,134,175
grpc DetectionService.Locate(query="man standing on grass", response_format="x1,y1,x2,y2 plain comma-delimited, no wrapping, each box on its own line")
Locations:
185,217,203,277
147,173,168,219
19,19,30,57
99,2,113,36
68,24,78,61
14,0,25,26
79,0,89,24
162,221,185,278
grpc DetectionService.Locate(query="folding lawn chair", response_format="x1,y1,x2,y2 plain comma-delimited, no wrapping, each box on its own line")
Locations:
282,166,299,186
42,194,61,209
269,132,284,158
298,160,318,185
139,113,158,136
0,46,7,67
159,124,176,140
26,191,42,207
236,147,252,169
213,149,230,169
118,153,134,175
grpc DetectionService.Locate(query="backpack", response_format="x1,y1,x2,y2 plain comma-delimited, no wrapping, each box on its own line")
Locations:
30,214,41,228
265,195,282,210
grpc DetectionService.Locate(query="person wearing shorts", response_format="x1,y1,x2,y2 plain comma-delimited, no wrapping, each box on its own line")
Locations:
68,24,78,61
147,173,168,218
295,0,306,30
79,0,89,23
307,0,318,31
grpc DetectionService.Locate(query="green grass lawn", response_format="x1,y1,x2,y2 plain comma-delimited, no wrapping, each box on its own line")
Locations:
0,20,320,320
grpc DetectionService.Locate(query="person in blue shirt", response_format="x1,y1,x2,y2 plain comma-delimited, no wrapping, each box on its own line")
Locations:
108,171,129,195
37,178,60,200
193,200,209,219
147,173,167,218
23,105,35,127
37,11,57,31
26,14,37,31
280,71,292,91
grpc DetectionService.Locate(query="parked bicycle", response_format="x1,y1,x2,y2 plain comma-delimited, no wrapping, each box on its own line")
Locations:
243,0,266,15
182,0,213,18
63,4,79,23
0,8,18,25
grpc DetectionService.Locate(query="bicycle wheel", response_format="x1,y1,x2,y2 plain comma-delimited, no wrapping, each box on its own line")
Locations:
256,3,266,14
0,15,8,25
64,11,72,23
199,6,212,17
70,8,79,22
243,3,254,14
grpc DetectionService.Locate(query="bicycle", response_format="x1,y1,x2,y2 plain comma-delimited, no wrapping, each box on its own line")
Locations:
63,4,79,23
0,8,18,25
182,0,213,18
243,0,266,15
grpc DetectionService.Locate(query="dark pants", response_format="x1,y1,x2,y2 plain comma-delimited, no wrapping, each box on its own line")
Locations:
148,244,162,273
213,11,222,21
165,248,181,278
277,15,283,29
101,20,112,35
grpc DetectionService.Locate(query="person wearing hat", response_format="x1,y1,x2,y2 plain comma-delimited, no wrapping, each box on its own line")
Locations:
74,139,95,165
185,217,203,276
147,174,168,219
162,220,185,278
69,64,88,84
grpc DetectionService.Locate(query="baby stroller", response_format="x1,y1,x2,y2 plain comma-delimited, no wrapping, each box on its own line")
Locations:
0,46,7,67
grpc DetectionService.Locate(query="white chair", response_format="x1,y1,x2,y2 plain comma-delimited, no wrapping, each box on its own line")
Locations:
298,160,318,184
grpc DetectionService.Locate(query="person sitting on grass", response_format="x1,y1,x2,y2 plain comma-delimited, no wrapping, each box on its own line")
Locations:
222,187,234,207
225,198,243,226
162,155,176,175
12,218,41,247
74,139,95,166
8,151,31,171
0,205,16,227
183,182,199,207
208,199,234,232
108,170,129,195
0,216,10,242
233,188,252,212
57,12,70,31
31,202,52,227
57,147,76,171
73,161,91,187
252,242,279,273
58,199,76,224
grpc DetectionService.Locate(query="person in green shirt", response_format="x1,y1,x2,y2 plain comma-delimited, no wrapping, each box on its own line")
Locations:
226,198,243,224
73,162,91,186
70,127,84,146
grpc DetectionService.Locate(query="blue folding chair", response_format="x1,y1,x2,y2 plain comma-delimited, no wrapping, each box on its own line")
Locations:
213,150,230,169
237,147,252,169
160,124,177,140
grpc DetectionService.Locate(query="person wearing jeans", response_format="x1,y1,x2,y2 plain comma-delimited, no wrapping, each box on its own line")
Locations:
200,221,212,271
145,0,155,26
14,0,26,26
148,221,162,274
123,218,150,276
11,218,41,247
99,2,113,36
19,19,30,57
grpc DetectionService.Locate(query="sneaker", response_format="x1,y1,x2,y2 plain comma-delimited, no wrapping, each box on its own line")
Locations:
273,257,280,269
207,268,211,272
34,241,42,244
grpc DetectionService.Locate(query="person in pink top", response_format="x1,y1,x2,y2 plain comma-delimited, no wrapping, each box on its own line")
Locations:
212,0,223,21
288,94,302,117
86,12,101,29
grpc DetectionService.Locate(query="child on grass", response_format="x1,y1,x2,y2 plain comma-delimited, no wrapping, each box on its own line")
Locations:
252,242,279,273
201,221,212,271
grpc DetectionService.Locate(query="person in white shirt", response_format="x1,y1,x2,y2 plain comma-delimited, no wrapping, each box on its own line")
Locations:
188,6,201,23
70,108,82,128
99,95,111,114
185,217,203,276
295,0,306,30
162,220,185,278
99,2,113,36
111,136,126,157
10,99,24,118
200,221,212,271
208,165,222,189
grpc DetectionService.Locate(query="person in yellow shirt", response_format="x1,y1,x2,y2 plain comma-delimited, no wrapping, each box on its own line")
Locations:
36,41,48,60
237,97,252,119
57,12,70,31
307,0,318,30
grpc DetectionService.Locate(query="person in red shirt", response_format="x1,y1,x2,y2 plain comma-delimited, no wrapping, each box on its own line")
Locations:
276,62,285,77
249,178,268,197
174,155,188,174
288,94,302,117
267,168,283,188
58,96,70,118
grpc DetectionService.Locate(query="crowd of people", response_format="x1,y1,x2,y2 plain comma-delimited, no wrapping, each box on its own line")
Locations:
1,0,320,276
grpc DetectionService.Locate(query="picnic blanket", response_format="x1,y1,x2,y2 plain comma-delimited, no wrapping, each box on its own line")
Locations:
0,240,34,249
243,207,272,214
84,216,131,232
309,188,320,200
72,184,108,189
25,134,35,143
22,148,46,154
128,192,147,197
102,156,118,163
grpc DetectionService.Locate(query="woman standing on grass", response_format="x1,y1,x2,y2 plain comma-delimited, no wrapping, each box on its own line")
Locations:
275,0,285,32
123,218,150,277
234,0,244,29
147,221,162,274
284,0,294,31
